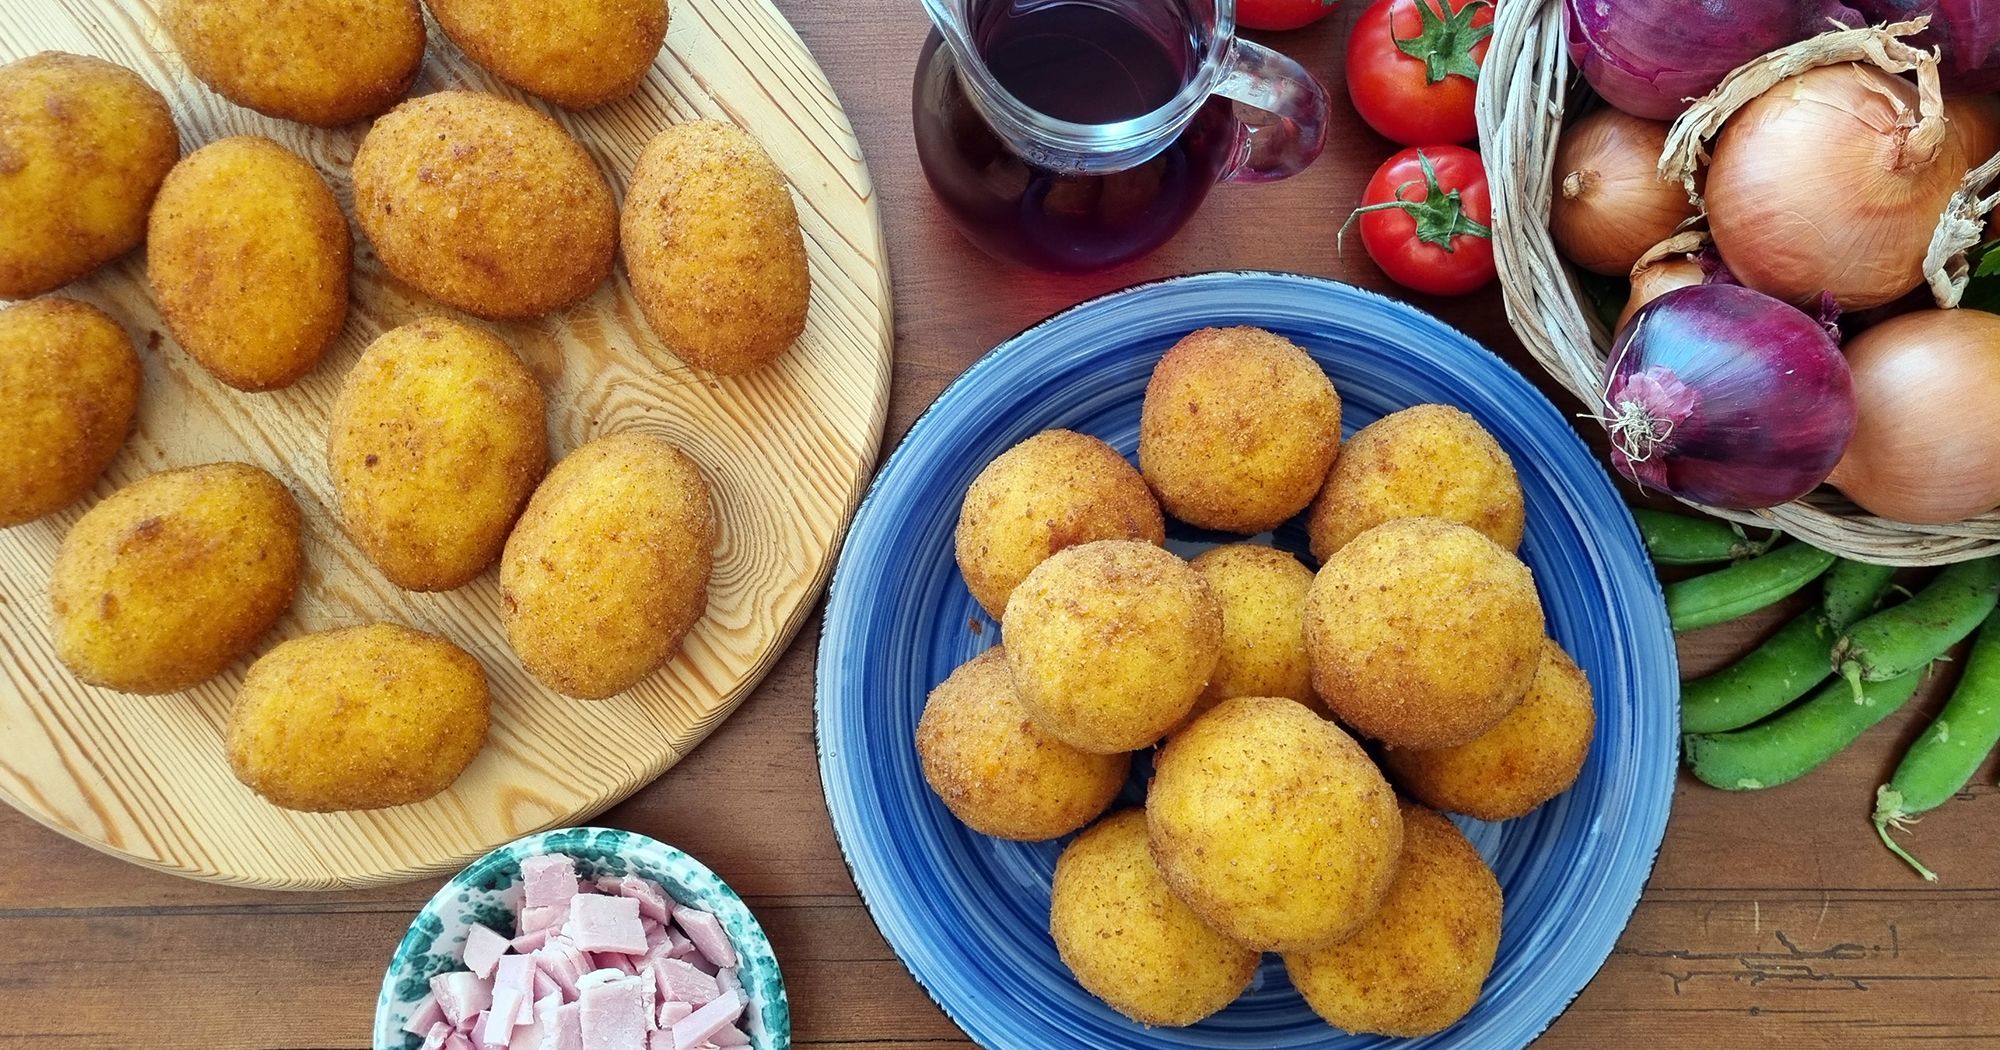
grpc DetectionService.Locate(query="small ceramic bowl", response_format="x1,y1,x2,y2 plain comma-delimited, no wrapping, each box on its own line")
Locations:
373,826,790,1050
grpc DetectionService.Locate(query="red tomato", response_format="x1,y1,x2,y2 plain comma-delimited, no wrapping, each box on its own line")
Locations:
1238,0,1341,32
1346,0,1493,146
1350,145,1495,297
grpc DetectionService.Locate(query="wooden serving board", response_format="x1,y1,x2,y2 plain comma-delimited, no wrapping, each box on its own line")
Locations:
0,0,891,889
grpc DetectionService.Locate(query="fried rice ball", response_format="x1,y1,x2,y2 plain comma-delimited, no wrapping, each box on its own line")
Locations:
1002,540,1221,754
147,136,350,391
226,622,490,811
916,647,1129,841
329,317,547,590
0,298,140,527
1284,804,1502,1037
352,91,616,319
1050,809,1259,1026
1184,544,1318,722
954,429,1165,619
160,0,424,126
500,433,714,699
0,52,178,299
621,120,810,375
1305,518,1543,750
1383,638,1596,821
1149,697,1403,952
428,0,667,109
1307,404,1524,562
1138,326,1341,533
49,463,302,694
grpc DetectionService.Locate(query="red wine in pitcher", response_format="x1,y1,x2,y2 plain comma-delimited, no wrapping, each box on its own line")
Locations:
913,0,1239,272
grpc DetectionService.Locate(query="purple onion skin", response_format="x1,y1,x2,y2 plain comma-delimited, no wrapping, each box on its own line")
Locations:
1603,285,1855,509
1851,0,2000,94
1565,0,1863,119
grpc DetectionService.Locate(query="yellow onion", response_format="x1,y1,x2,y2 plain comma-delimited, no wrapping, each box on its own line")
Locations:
1828,308,2000,523
1550,108,1697,276
1707,64,2000,310
1618,257,1704,331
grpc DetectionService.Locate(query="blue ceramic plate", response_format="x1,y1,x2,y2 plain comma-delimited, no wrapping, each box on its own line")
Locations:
816,271,1676,1049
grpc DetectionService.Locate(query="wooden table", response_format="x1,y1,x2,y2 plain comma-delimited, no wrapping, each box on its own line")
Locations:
8,2,1999,1047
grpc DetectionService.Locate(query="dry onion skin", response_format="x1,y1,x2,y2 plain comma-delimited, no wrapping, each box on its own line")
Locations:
1549,108,1695,277
1827,308,2000,524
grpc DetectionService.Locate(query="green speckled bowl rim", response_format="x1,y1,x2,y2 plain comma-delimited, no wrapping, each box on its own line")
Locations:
372,826,790,1050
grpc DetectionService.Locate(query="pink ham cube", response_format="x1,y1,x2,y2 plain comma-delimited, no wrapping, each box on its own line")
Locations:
507,1016,546,1050
669,991,743,1050
651,958,719,1006
657,1002,693,1027
565,894,648,955
519,903,572,936
708,1026,748,1048
594,952,640,976
534,969,561,1001
664,928,694,961
512,928,552,955
420,1021,453,1050
495,956,538,1022
670,908,737,969
533,940,591,998
405,993,447,1036
445,1034,477,1050
714,969,740,1002
464,924,511,980
522,854,580,909
617,876,672,923
541,1002,583,1050
578,975,651,1050
431,971,493,1027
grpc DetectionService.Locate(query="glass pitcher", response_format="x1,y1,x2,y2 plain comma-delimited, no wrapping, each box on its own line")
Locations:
913,0,1330,273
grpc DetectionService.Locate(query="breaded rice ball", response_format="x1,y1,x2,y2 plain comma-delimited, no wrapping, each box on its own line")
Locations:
1305,518,1543,749
352,91,616,319
1050,810,1259,1026
1002,540,1221,754
1308,404,1524,562
161,0,423,126
428,0,667,109
0,53,178,299
1185,544,1318,724
148,136,350,391
916,647,1128,841
1384,638,1595,821
501,433,713,699
0,299,140,527
1284,804,1502,1037
622,120,810,375
1138,327,1341,533
1149,697,1403,952
954,430,1165,619
49,463,301,694
329,317,547,591
226,623,490,811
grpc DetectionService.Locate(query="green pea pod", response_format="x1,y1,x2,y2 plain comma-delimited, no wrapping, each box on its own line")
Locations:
1632,508,1772,566
1833,558,2000,700
1873,610,2000,881
1680,609,1836,734
1666,542,1837,633
1821,559,1899,631
1685,668,1926,791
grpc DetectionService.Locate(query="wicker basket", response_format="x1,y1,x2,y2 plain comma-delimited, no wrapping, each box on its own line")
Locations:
1478,0,2000,566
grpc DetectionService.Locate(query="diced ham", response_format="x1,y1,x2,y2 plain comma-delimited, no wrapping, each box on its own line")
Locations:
534,969,561,1001
651,958,719,1006
665,929,694,960
541,1002,583,1050
565,894,648,955
420,1021,453,1050
463,924,511,980
508,1016,546,1050
534,992,563,1026
578,975,651,1050
594,952,640,976
489,989,527,1047
520,903,571,935
594,875,623,894
657,1002,693,1027
617,876,672,923
522,854,580,910
445,1034,477,1050
641,917,665,943
708,1026,748,1048
714,969,740,1002
405,992,447,1036
670,908,737,969
533,941,591,998
432,971,494,1027
669,991,743,1050
647,1033,673,1050
512,928,552,954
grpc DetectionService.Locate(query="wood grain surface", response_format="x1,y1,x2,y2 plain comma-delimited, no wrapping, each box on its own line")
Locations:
0,0,892,887
5,1,1998,1047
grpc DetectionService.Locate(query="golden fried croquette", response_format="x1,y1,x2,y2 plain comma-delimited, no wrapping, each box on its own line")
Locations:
329,318,546,591
352,91,616,319
916,647,1129,841
500,433,713,699
1186,544,1319,721
147,136,350,391
49,463,301,694
622,120,810,375
0,299,140,527
1138,326,1341,533
1305,518,1543,749
954,430,1164,619
1384,638,1595,821
226,622,489,811
1148,697,1403,952
1284,804,1502,1037
1002,540,1221,754
1050,809,1259,1026
427,0,667,109
0,53,178,299
1308,404,1524,562
161,0,423,126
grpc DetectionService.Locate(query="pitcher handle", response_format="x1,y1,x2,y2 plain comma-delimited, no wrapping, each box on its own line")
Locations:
1213,38,1330,184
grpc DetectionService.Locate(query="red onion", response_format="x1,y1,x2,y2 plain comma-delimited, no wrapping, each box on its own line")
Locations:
1564,0,1862,119
1601,285,1855,509
1851,0,2000,94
